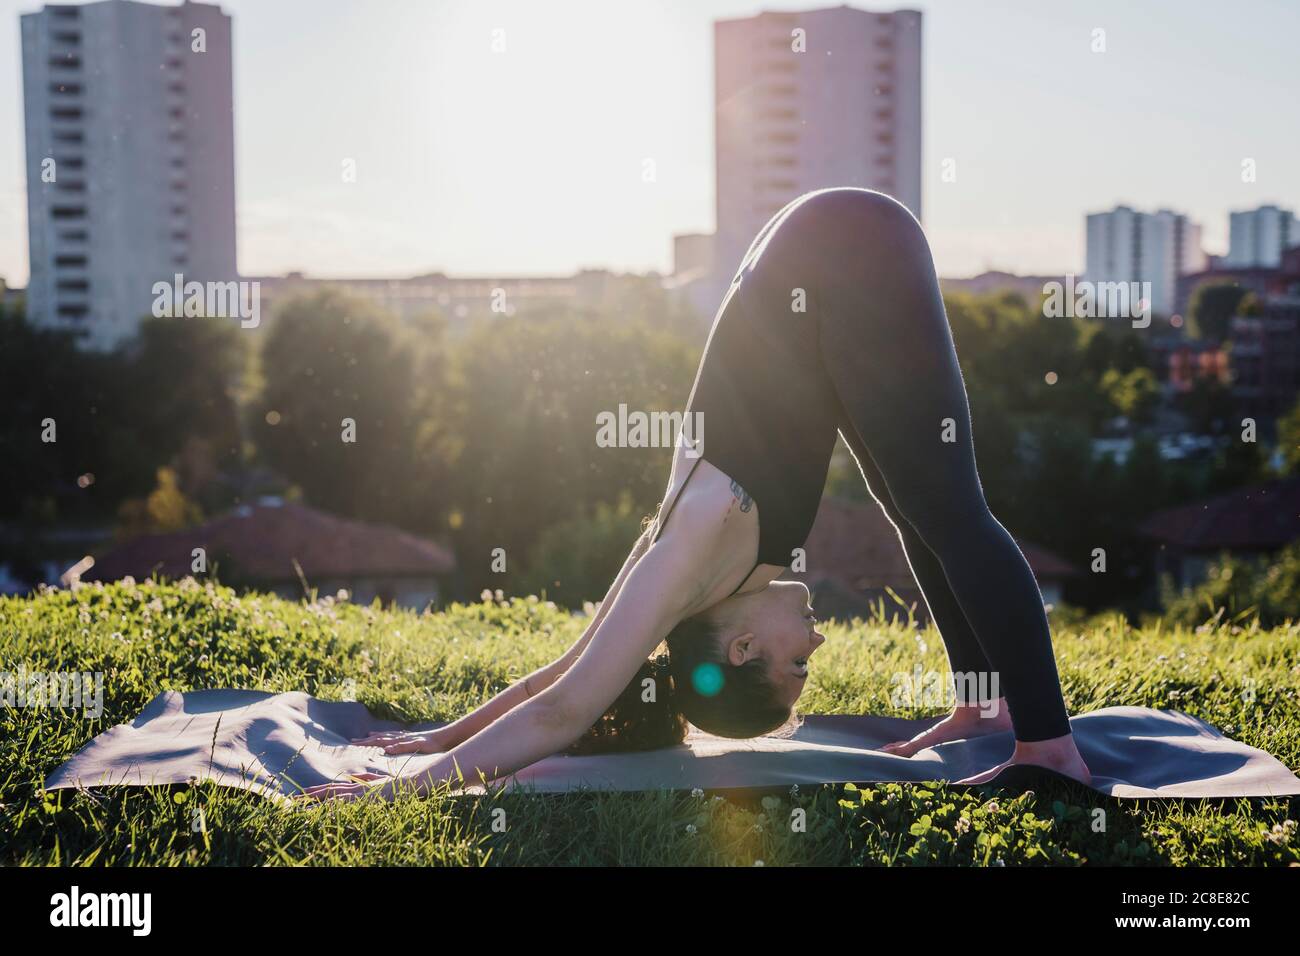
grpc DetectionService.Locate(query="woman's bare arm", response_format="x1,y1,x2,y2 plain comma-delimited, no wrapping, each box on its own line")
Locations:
300,470,748,801
358,524,655,753
436,526,654,744
386,530,708,796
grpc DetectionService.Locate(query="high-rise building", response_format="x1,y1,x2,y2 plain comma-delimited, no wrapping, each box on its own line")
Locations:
712,6,922,284
1085,205,1206,318
1224,204,1300,268
21,0,237,349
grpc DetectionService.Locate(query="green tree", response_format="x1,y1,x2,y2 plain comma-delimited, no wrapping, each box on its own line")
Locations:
251,290,448,529
516,494,647,605
1100,366,1158,423
445,314,697,598
1178,375,1236,435
108,315,249,510
116,466,203,539
1188,283,1258,343
1276,397,1300,476
1162,541,1300,628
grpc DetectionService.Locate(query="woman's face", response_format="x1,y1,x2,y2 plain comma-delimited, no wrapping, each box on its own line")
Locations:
710,580,826,708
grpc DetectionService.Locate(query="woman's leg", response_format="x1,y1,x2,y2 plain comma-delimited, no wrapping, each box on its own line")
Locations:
836,424,1012,754
835,424,996,685
772,189,1085,777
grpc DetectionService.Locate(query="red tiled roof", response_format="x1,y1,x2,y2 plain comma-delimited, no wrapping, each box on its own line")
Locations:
86,502,455,583
794,496,1076,591
1139,477,1300,551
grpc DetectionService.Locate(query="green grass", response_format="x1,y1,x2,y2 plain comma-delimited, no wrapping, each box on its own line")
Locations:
1,579,1297,866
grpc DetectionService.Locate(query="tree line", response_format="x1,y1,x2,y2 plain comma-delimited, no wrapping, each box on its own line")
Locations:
1,281,1293,615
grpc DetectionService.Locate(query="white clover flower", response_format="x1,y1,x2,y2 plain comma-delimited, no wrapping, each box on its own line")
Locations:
1266,820,1297,845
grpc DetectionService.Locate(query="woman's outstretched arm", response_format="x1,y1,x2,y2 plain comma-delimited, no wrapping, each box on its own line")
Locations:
305,502,716,800
351,525,654,754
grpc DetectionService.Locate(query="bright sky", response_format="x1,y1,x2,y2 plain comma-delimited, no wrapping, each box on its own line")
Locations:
1,0,1297,287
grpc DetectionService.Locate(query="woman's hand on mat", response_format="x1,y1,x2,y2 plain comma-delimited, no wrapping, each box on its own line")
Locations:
299,771,394,802
350,728,452,754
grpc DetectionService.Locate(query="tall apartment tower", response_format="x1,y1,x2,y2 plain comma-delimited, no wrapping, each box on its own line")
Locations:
21,0,237,350
1224,204,1300,268
713,6,922,284
1085,205,1206,318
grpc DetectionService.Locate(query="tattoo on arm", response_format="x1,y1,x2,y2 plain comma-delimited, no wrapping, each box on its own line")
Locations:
730,479,753,513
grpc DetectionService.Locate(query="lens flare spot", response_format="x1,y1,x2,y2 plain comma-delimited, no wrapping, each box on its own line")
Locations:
692,662,725,697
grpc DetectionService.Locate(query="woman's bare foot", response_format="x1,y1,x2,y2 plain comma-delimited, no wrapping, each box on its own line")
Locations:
957,733,1092,786
881,700,1012,757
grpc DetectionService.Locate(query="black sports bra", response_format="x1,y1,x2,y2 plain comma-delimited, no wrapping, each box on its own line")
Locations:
649,453,757,597
649,264,842,596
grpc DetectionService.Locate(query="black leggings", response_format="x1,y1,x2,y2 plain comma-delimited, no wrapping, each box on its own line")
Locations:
763,189,1071,742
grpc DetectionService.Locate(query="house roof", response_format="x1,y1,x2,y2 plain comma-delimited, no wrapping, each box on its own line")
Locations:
1139,477,1300,551
86,501,456,584
793,496,1076,593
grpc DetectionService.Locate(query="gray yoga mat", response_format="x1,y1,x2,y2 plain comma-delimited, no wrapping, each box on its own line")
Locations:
45,689,1300,801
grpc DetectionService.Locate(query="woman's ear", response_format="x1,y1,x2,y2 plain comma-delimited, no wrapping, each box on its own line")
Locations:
725,632,757,666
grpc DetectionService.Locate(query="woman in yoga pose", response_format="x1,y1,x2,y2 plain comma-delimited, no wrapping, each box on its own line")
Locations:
304,187,1090,800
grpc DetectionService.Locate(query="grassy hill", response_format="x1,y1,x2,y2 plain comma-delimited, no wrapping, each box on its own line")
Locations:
1,579,1297,866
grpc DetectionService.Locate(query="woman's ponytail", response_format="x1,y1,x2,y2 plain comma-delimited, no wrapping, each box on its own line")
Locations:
566,653,689,755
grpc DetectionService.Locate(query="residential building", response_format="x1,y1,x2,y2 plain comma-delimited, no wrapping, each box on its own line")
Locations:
713,5,922,284
21,0,237,349
1085,205,1206,318
1224,204,1300,268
